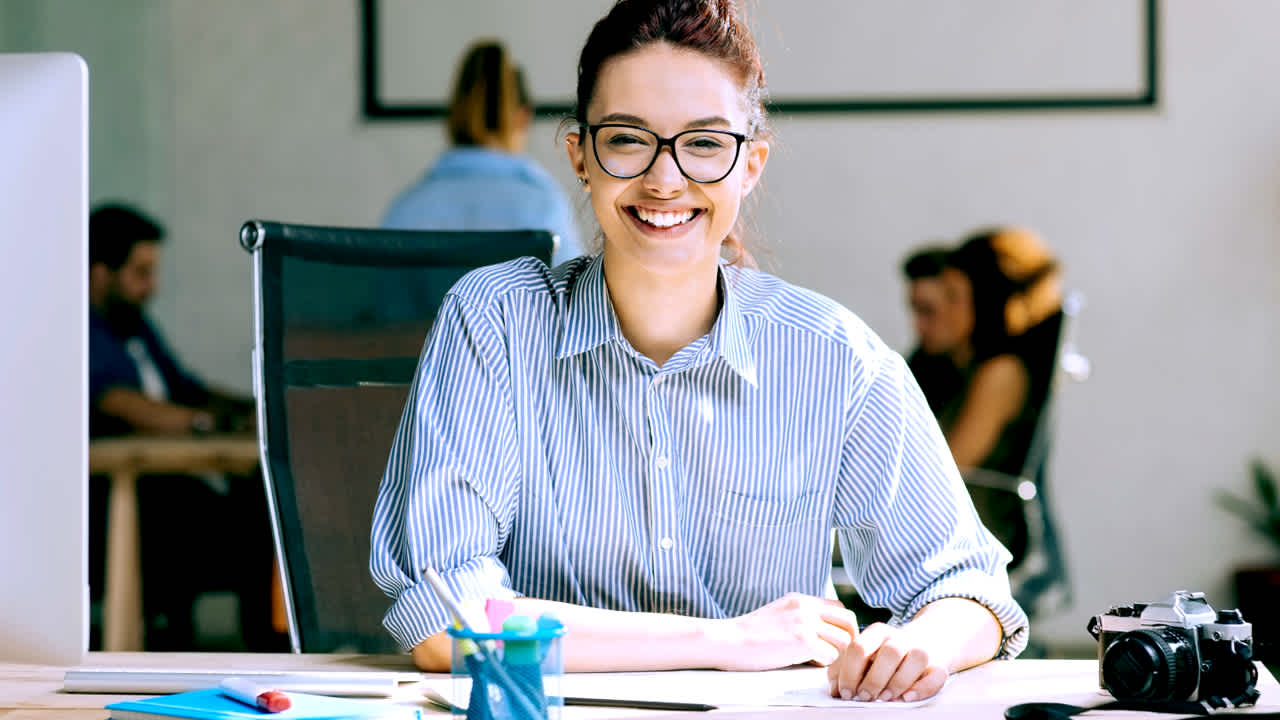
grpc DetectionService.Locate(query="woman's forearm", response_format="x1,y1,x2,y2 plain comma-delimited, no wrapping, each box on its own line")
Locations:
409,593,859,674
516,598,722,672
410,598,719,672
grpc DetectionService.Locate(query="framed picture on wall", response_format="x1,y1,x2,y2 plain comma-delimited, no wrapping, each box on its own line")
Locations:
361,0,1158,119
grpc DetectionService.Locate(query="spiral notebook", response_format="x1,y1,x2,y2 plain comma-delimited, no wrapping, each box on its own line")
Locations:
104,688,423,720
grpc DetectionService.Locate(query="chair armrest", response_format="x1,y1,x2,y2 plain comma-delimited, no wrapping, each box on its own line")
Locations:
961,467,1038,500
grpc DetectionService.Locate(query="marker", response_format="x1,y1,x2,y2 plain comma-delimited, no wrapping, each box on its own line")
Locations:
485,597,515,632
535,613,563,662
219,677,292,713
502,614,546,718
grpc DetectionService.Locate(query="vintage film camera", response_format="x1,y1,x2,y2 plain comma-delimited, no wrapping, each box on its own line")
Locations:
1087,591,1258,708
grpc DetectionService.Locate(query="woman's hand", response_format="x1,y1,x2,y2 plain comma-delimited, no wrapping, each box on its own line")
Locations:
708,593,859,671
826,597,1001,702
826,621,948,702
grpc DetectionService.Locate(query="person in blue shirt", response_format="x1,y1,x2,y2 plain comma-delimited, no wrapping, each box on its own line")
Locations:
88,206,252,438
370,0,1027,702
381,40,585,267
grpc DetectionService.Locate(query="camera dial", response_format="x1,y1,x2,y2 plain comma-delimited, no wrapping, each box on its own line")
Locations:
1101,627,1198,702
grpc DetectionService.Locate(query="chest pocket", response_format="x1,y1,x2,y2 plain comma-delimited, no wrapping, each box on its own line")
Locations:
706,489,828,616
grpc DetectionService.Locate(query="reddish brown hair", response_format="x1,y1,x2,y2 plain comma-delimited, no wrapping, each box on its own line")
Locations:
573,0,769,265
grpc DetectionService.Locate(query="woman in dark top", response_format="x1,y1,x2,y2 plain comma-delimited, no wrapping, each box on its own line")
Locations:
934,227,1063,567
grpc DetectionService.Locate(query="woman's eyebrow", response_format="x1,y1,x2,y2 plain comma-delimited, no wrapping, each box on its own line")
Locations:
683,115,731,129
594,113,733,129
598,112,648,125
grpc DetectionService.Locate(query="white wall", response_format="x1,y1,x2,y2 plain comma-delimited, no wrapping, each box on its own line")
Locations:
5,0,1278,651
0,0,178,329
759,5,1280,647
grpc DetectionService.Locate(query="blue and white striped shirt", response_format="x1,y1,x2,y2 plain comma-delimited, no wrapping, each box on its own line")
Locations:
369,254,1028,657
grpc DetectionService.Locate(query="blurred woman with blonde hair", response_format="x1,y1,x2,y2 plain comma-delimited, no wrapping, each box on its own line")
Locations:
381,40,584,266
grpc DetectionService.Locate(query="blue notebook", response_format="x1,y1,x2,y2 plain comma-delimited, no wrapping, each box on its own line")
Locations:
105,688,423,720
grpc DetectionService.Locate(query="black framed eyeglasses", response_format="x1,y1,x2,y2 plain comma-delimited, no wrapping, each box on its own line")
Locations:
583,123,750,184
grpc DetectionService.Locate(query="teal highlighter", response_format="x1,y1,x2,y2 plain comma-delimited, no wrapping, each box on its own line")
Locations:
501,615,545,718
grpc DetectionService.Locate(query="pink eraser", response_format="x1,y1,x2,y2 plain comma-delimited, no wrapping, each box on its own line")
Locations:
485,598,515,632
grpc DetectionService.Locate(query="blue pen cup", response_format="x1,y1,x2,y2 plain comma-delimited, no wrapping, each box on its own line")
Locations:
447,619,565,720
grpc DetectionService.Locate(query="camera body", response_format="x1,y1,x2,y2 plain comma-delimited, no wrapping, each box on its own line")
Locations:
1088,590,1257,705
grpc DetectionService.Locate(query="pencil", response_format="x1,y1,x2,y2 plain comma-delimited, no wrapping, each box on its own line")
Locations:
562,696,716,712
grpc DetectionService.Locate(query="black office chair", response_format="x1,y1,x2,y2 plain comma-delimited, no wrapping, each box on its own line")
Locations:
963,290,1090,622
240,220,555,652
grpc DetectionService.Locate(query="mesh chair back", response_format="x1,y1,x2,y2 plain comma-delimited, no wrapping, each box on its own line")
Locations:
1007,291,1089,619
241,220,554,652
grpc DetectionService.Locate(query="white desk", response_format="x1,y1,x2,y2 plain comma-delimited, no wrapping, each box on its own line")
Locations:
2,653,1277,719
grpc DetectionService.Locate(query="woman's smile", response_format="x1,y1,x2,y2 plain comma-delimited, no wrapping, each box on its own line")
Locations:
626,205,705,233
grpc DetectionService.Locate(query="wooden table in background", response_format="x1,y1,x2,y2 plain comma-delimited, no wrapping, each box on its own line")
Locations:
89,434,260,652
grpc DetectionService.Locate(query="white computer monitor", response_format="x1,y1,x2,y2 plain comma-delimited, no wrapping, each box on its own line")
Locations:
0,51,89,664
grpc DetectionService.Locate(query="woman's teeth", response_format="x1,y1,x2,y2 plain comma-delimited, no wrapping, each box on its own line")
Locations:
634,207,696,228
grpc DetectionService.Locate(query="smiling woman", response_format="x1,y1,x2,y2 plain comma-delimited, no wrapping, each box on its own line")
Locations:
368,0,1028,705
563,40,769,358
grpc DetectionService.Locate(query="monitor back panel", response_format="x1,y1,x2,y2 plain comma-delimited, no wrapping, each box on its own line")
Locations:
0,51,89,665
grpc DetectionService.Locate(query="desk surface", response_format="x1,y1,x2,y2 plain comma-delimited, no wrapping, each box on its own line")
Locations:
2,653,1277,719
89,433,259,474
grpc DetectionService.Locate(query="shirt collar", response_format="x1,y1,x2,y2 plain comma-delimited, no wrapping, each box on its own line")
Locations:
556,255,621,359
556,256,759,387
714,265,758,386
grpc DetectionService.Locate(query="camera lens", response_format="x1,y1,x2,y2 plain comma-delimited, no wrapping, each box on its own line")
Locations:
1101,628,1198,702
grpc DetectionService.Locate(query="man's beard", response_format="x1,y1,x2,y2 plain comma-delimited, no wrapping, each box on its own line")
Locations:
102,294,145,337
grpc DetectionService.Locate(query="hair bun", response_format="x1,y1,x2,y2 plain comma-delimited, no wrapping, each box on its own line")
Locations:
989,227,1054,282
989,227,1063,335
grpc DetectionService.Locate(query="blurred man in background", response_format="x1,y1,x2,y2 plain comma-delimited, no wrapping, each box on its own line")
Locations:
88,203,278,650
89,204,253,436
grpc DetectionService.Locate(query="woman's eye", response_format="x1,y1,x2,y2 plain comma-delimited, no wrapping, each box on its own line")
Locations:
683,135,728,151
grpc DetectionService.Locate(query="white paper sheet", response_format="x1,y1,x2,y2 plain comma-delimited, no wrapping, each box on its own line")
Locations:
424,667,943,710
564,668,942,709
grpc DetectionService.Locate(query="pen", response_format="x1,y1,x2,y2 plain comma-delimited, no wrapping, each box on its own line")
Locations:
219,677,292,713
563,696,717,712
423,568,491,635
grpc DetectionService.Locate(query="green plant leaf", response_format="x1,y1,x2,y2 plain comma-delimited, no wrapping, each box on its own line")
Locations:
1251,458,1278,511
1217,461,1280,556
1216,489,1263,525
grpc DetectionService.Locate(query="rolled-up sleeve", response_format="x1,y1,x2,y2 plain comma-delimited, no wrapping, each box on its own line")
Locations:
833,348,1029,658
369,293,521,651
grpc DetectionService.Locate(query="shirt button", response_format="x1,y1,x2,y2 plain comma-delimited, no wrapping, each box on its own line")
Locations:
654,455,670,470
659,536,675,551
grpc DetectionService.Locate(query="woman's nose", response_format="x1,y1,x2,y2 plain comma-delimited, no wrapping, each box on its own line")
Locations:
643,147,687,195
